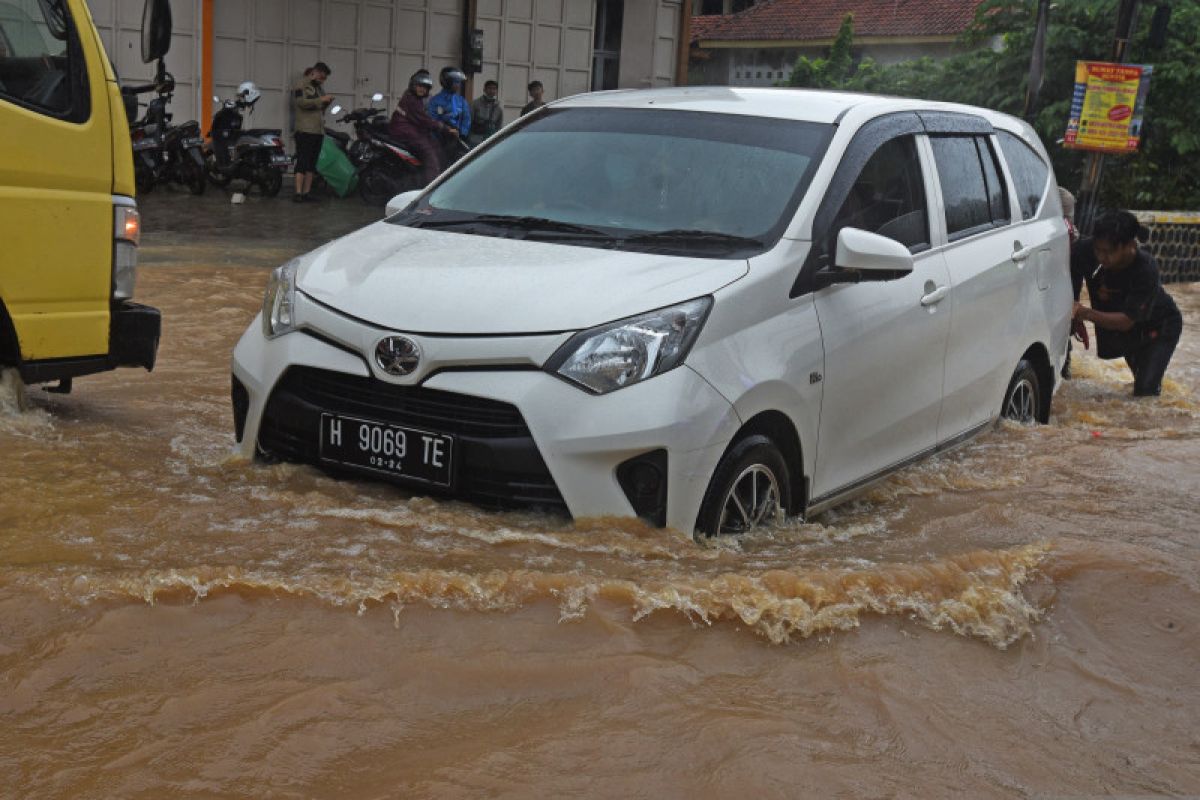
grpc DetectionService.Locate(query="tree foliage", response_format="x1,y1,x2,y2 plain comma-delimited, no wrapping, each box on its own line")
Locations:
786,0,1200,208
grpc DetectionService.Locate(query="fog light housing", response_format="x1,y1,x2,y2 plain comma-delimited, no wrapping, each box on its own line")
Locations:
616,449,668,527
231,375,250,443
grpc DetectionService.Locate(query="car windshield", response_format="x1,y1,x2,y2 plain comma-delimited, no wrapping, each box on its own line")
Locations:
394,107,832,257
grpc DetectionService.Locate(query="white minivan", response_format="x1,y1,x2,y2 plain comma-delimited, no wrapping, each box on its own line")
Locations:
231,88,1071,538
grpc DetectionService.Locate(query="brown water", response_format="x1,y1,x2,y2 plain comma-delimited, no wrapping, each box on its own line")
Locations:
3,194,1199,797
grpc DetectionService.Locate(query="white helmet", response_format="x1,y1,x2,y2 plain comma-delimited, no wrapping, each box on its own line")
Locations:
237,80,261,105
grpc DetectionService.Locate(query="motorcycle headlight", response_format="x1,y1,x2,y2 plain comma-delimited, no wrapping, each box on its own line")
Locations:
262,258,300,339
545,297,712,394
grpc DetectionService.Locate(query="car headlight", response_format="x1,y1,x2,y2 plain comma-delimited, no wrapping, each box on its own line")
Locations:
262,258,300,338
545,297,712,394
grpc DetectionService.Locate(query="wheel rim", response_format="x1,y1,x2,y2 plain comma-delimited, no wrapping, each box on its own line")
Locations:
716,464,782,535
1004,377,1037,423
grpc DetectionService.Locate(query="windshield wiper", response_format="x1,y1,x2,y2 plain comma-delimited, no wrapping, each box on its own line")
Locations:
413,213,609,236
623,229,764,249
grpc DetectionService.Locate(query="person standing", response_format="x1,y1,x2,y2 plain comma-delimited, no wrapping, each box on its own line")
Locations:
389,70,457,186
521,80,545,116
292,62,332,203
1071,209,1183,397
468,80,503,146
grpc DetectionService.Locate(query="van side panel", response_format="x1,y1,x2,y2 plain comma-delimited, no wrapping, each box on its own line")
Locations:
0,0,114,361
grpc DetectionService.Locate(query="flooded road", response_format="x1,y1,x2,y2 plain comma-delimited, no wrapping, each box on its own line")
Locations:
3,192,1200,797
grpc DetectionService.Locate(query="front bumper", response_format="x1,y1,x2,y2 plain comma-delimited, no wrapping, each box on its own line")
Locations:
18,301,161,384
231,313,741,535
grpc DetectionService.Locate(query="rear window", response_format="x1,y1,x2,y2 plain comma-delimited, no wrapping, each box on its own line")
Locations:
997,130,1050,220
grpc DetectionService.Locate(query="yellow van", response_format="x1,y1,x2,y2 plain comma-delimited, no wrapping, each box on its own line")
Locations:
0,0,168,392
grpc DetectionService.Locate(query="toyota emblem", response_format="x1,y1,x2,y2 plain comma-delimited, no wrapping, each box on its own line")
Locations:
374,336,421,376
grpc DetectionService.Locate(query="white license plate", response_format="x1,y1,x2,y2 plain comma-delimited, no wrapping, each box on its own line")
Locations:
319,413,454,487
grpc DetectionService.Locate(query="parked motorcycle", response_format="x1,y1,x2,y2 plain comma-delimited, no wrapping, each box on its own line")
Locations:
332,93,425,206
121,73,206,195
205,81,290,197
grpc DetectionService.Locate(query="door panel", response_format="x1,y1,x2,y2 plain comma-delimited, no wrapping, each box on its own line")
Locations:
811,254,952,499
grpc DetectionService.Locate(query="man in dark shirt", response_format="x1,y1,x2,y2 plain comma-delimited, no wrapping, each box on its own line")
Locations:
521,80,545,116
1071,210,1183,396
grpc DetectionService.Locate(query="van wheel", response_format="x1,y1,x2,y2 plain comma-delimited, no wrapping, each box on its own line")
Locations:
1001,359,1042,424
695,434,791,538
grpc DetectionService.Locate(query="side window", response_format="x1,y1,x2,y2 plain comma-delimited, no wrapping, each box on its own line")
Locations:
829,135,929,254
997,130,1050,220
0,0,85,119
930,135,1008,240
978,137,1010,227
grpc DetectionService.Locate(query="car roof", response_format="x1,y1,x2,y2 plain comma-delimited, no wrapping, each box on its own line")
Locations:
554,86,1026,133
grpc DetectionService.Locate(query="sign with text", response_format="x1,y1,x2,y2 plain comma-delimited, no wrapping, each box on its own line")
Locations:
1064,61,1153,153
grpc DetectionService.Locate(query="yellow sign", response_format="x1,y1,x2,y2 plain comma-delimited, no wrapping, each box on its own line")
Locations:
1064,61,1152,153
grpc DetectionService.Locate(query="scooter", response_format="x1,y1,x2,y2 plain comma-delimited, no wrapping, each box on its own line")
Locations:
332,94,425,206
122,73,206,195
205,87,290,197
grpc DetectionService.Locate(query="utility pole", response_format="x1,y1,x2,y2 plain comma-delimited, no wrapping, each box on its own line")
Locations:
1023,0,1051,122
1075,0,1141,234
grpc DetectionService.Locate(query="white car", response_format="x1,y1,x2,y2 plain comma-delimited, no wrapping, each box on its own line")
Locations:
231,87,1071,538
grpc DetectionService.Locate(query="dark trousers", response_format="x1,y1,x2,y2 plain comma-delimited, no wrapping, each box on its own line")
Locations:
397,136,440,186
1125,314,1183,396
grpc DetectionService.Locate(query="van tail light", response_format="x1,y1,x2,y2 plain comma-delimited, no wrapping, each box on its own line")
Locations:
113,200,140,300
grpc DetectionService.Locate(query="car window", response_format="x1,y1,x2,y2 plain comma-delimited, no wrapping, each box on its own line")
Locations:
997,130,1050,220
978,137,1010,227
930,134,1008,241
0,0,83,118
829,135,929,254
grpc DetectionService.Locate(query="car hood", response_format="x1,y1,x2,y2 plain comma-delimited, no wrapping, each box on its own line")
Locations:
296,221,749,334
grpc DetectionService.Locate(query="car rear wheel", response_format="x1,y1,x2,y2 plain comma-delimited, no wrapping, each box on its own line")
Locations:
695,434,791,538
1001,359,1042,424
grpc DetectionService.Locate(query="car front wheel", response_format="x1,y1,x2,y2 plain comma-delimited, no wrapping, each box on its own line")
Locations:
695,434,791,539
1001,359,1043,424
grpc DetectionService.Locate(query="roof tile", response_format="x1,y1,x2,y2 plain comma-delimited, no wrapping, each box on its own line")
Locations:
693,0,983,43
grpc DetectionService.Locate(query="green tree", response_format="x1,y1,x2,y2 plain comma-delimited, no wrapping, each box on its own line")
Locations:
787,0,1200,208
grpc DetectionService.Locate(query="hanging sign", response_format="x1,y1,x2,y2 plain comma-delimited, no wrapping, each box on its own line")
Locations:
1063,61,1153,153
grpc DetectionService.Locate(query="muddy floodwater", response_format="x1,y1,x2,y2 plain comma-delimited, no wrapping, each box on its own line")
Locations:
3,193,1199,797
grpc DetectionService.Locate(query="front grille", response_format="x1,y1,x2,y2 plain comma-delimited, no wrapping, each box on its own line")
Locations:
258,366,566,512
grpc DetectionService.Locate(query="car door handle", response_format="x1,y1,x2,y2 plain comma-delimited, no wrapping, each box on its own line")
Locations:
920,285,950,306
1011,242,1036,263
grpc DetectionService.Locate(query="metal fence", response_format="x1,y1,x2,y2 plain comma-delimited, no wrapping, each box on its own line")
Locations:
1134,211,1200,283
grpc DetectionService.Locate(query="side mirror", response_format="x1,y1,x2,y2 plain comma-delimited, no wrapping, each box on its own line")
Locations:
385,190,423,217
140,0,172,64
813,228,914,290
371,92,384,103
835,227,913,274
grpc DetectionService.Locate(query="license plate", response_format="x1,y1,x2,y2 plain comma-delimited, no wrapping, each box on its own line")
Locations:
319,414,454,488
184,137,205,148
270,153,292,164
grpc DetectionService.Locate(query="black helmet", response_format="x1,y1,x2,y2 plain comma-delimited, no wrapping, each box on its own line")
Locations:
409,70,434,91
439,66,466,91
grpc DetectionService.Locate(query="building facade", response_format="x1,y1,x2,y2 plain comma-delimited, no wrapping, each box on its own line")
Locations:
87,0,688,139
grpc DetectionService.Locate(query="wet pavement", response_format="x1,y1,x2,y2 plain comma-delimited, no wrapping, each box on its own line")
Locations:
2,189,1199,797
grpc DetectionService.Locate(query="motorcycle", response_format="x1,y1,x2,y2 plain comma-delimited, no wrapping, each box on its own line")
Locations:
205,84,290,197
332,93,426,206
121,73,206,195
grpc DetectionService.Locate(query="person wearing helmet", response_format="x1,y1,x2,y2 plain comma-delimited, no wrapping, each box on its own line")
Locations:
292,62,333,202
430,66,472,139
389,70,455,186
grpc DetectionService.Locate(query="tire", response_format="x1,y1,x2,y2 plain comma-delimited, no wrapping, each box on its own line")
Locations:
134,165,155,195
358,163,397,206
695,434,792,538
258,169,283,197
1001,359,1043,424
183,161,206,195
